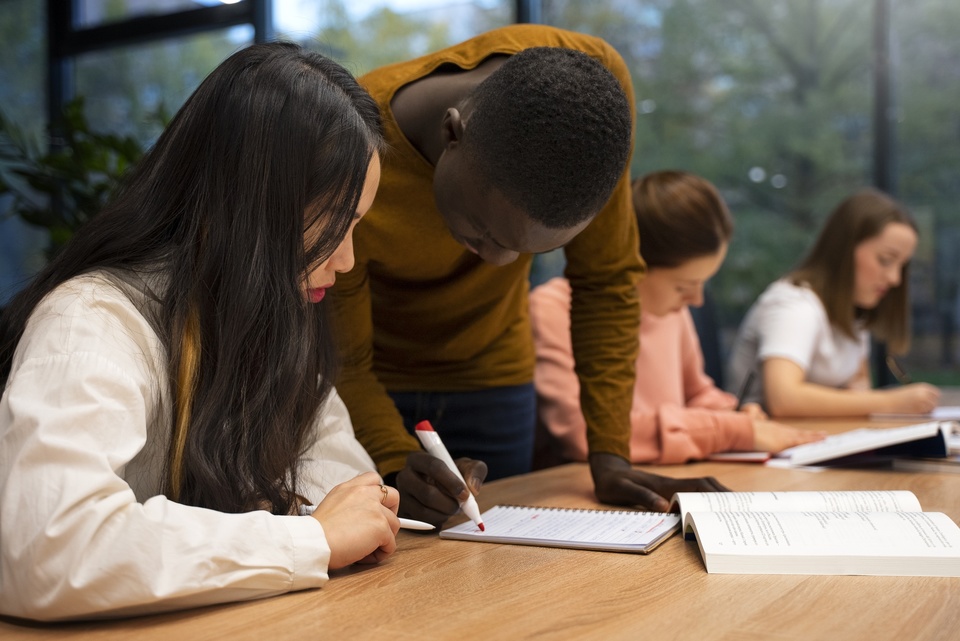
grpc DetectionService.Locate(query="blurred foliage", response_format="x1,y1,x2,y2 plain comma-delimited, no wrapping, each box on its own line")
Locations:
0,0,956,376
0,98,151,258
541,0,960,379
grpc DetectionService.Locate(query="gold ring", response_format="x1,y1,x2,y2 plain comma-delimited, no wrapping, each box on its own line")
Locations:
380,484,389,504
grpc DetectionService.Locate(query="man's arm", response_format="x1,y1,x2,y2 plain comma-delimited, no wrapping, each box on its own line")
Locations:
566,40,730,507
330,259,488,527
329,260,420,477
563,41,642,464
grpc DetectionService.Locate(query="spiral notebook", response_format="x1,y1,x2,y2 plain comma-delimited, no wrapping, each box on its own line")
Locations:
439,505,680,554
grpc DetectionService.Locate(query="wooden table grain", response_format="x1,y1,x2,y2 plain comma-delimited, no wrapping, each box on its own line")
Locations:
2,412,959,641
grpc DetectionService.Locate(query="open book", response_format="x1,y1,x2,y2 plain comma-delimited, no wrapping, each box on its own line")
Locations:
439,505,680,554
769,421,951,467
670,490,960,576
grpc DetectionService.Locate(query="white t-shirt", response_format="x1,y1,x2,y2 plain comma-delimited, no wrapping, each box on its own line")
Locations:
726,279,870,407
0,272,377,620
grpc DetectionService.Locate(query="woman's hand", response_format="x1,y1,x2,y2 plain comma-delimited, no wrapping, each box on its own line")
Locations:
310,472,400,569
883,383,941,414
752,420,826,453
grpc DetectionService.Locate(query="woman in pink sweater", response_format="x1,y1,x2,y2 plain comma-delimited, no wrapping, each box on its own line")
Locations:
530,171,822,464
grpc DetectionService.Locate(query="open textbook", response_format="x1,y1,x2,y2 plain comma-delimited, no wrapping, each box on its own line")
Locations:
707,422,953,467
769,421,951,467
439,505,680,554
670,490,960,576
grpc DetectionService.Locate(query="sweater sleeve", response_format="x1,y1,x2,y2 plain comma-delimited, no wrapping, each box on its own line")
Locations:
562,41,643,461
678,308,739,410
645,405,755,464
328,257,420,477
533,282,755,464
643,309,753,463
530,278,590,461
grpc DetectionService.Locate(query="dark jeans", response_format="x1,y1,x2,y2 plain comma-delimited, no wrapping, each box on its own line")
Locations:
388,383,536,481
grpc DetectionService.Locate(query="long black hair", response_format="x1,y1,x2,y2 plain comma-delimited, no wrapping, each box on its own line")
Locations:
0,42,384,515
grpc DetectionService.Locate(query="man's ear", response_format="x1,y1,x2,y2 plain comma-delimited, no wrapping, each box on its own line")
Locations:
440,108,464,149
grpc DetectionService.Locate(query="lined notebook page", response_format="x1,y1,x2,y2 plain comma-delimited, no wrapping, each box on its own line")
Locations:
439,505,680,554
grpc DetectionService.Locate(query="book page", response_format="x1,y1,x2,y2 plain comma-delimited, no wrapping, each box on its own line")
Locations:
689,510,960,556
673,491,922,532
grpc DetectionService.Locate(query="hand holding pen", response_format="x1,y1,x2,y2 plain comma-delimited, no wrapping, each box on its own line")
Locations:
734,370,756,411
882,356,940,414
391,421,488,530
415,421,485,531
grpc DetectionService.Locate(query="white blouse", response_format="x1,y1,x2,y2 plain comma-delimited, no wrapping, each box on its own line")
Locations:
726,279,870,407
0,272,377,620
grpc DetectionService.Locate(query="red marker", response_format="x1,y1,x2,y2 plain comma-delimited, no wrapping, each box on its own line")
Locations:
415,421,485,531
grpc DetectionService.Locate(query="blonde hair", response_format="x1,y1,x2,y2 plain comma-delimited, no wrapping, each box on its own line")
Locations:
168,306,200,500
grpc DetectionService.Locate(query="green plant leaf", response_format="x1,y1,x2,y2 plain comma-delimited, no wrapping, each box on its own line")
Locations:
0,96,148,256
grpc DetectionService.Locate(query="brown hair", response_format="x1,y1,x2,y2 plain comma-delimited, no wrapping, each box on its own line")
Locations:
789,188,917,354
632,170,734,269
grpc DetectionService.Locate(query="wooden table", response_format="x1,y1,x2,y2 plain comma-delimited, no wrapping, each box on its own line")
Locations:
3,415,959,640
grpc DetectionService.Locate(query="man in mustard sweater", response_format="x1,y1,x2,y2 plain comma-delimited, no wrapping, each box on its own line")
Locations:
331,24,724,526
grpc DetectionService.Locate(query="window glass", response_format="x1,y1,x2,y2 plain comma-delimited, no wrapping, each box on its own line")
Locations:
274,0,512,75
0,0,48,304
76,0,216,28
539,1,960,384
75,26,253,143
893,0,960,383
546,0,873,320
7,0,956,383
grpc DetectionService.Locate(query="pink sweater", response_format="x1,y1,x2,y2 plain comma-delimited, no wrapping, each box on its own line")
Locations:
530,277,754,464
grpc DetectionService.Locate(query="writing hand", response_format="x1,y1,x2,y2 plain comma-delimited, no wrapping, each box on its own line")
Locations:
395,451,488,528
589,451,728,512
311,471,399,569
885,383,940,414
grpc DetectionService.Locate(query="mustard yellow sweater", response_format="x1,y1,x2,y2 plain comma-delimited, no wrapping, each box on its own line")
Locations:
332,24,644,475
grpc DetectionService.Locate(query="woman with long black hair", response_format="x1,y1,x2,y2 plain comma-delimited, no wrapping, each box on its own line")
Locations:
0,42,396,620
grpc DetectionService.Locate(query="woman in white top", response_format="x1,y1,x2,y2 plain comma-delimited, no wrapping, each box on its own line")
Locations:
726,188,940,417
0,42,397,620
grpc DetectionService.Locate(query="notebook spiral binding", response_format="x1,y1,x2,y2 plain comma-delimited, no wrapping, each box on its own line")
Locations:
500,505,664,516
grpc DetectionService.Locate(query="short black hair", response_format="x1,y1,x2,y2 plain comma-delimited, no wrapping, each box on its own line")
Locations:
461,47,632,229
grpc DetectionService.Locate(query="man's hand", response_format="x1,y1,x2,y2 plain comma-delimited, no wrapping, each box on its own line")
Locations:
589,452,728,511
394,451,488,528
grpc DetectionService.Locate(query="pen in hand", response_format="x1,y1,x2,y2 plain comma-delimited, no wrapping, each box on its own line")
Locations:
301,507,434,531
399,518,435,531
414,420,485,531
734,370,756,411
885,356,912,385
